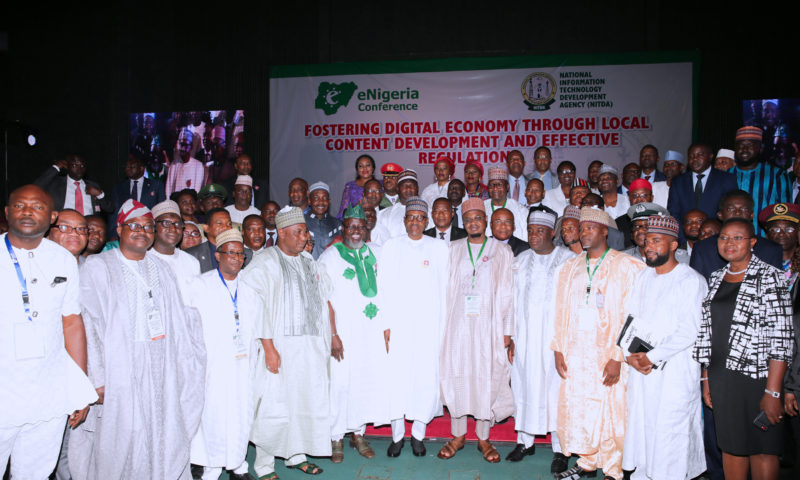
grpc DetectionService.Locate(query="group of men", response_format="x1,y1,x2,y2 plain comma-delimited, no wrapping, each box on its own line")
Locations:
1,122,798,480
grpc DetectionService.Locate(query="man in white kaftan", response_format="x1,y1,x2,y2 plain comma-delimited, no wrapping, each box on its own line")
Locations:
71,199,206,480
380,197,449,457
242,206,332,477
318,204,391,462
510,210,576,471
375,170,419,242
622,215,706,480
185,229,260,480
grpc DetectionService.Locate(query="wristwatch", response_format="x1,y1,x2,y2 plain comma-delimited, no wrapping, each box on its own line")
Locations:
764,388,781,398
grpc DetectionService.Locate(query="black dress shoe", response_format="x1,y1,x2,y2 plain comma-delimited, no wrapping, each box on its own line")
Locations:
387,438,404,457
505,443,535,462
190,464,203,480
228,473,255,480
557,464,597,479
551,452,569,473
410,437,426,456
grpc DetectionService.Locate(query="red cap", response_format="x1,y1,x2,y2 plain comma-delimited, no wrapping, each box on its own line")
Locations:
628,178,652,192
435,154,455,173
464,159,484,177
380,163,403,177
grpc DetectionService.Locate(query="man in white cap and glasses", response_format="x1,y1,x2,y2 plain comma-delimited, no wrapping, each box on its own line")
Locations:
375,170,420,244
304,181,341,260
484,165,528,240
148,199,201,296
243,206,333,479
71,198,206,479
622,214,707,480
166,127,208,197
552,206,644,480
597,164,630,219
508,210,576,471
438,197,514,463
662,150,686,187
185,228,260,480
380,196,449,458
225,175,261,225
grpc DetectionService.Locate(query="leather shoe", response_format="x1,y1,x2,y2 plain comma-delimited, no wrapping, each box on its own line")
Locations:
551,452,569,473
387,438,404,457
410,437,426,456
190,464,203,480
505,443,535,462
557,464,597,479
228,473,255,480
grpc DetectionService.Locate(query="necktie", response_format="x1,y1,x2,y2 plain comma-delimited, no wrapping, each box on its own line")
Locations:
645,175,651,182
74,181,84,215
439,231,445,240
694,173,705,207
131,179,138,201
266,232,274,247
451,207,459,230
512,178,520,202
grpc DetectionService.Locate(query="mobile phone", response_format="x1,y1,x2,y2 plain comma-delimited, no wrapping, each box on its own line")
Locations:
753,410,770,431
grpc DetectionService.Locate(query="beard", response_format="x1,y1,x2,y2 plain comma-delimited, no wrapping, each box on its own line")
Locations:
685,233,699,242
469,233,483,238
645,251,671,267
563,237,579,246
344,238,364,250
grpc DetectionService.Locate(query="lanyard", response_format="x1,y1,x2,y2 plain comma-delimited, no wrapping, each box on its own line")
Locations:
217,269,240,334
491,199,506,212
467,237,488,288
5,235,32,322
585,247,610,304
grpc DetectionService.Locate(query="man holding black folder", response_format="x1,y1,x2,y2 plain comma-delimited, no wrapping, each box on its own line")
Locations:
621,215,707,480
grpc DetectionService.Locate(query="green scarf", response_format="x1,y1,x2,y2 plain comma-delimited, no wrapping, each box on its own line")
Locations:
333,242,378,298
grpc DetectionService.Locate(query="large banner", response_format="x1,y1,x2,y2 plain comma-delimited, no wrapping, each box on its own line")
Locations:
270,53,696,207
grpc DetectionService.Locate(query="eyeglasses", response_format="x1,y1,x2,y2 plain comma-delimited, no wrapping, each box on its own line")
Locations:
558,169,575,175
183,230,201,238
123,222,156,233
719,235,752,242
768,226,796,234
724,205,753,215
218,250,245,258
156,219,184,230
463,215,485,223
629,192,651,201
404,214,427,222
52,224,88,235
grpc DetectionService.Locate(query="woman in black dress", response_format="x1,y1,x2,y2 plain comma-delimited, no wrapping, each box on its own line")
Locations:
694,218,794,480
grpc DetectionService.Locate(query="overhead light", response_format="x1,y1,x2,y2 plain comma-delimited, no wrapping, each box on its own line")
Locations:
27,134,36,146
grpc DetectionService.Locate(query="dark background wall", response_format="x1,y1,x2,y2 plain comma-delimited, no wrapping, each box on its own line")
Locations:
1,1,797,201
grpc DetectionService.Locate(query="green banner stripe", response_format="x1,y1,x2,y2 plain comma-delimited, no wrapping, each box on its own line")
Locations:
269,50,699,78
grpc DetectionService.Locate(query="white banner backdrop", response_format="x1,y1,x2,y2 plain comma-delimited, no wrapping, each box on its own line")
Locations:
270,54,695,208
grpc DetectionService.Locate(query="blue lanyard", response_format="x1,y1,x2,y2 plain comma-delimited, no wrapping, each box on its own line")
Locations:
217,269,239,334
5,235,32,322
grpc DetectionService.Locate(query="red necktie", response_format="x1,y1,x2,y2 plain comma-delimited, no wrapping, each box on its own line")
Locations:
74,181,84,214
266,232,274,247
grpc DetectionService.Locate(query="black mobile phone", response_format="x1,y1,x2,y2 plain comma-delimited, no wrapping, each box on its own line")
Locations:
753,410,770,431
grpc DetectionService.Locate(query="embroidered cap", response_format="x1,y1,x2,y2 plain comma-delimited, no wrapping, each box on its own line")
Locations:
647,214,680,238
397,169,418,184
151,200,180,219
343,204,366,220
215,228,243,248
405,196,428,214
528,210,556,229
275,206,306,230
308,181,330,194
716,148,735,160
579,206,615,229
234,175,253,188
487,165,508,182
562,205,581,221
735,126,763,142
461,197,485,215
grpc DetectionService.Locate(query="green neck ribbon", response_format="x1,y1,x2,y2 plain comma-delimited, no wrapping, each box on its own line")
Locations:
333,242,378,298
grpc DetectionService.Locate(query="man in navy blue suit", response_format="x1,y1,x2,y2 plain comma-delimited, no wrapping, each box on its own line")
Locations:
638,144,666,182
667,142,738,244
110,156,166,232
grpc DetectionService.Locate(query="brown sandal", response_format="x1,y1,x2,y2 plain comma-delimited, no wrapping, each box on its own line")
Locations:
477,440,500,463
437,435,466,459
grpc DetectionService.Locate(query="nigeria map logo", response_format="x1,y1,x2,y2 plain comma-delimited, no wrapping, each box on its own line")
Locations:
315,81,357,115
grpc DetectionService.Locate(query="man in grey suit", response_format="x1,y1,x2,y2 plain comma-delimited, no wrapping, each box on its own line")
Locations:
185,208,252,273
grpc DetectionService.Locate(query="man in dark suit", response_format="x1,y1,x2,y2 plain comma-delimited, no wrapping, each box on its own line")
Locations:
221,155,268,209
489,208,529,256
34,154,113,216
668,142,739,244
185,208,252,273
424,198,467,243
690,190,783,280
638,144,666,182
110,156,166,235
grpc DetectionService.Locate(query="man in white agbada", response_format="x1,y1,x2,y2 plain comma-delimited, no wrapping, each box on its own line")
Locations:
374,170,419,244
622,215,706,480
185,229,260,480
0,185,97,480
379,196,449,457
147,199,201,296
242,206,332,478
509,210,576,472
71,199,206,480
484,165,528,241
318,204,390,463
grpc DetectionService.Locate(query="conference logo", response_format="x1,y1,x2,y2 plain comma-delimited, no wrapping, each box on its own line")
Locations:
521,72,557,111
315,81,358,115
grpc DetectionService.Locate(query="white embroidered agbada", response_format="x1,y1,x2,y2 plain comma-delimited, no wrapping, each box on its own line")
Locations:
147,248,200,297
318,243,392,436
241,247,333,460
511,246,576,436
441,237,515,422
70,250,206,480
185,270,261,470
380,235,449,424
622,264,707,479
375,203,407,240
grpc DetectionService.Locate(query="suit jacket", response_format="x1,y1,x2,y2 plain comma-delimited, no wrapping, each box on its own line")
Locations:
641,170,666,182
424,226,467,242
689,234,783,280
111,176,166,211
185,240,253,273
667,168,738,243
34,166,113,214
615,214,633,248
222,176,269,210
500,235,530,257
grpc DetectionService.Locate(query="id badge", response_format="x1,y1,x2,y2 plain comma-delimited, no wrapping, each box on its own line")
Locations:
465,295,481,318
595,292,605,309
147,308,166,341
14,322,46,360
234,335,249,359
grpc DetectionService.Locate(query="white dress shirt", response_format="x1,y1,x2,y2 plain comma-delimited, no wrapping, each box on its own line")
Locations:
63,177,95,216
